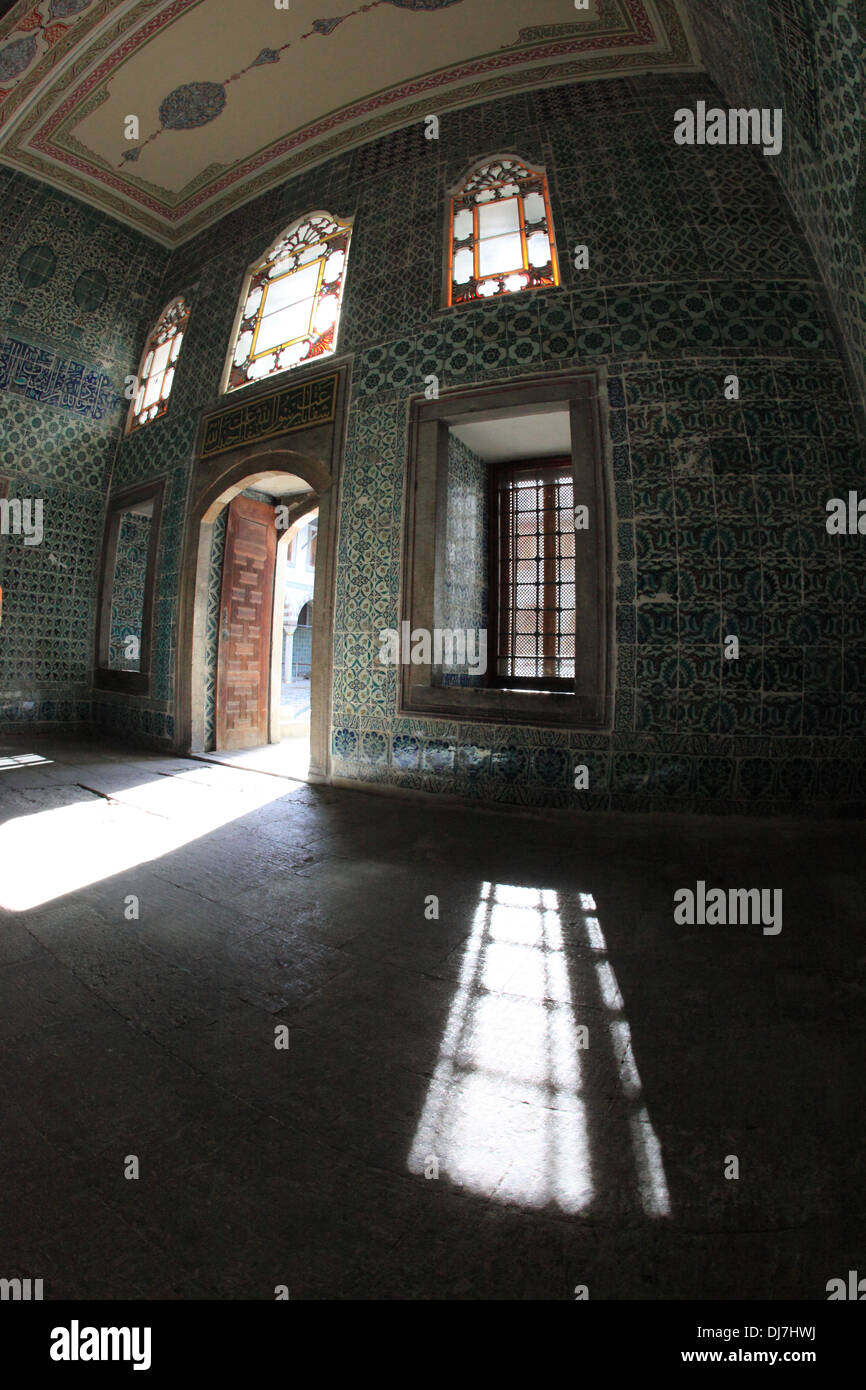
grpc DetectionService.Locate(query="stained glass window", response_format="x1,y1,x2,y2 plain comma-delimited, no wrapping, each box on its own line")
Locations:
225,213,352,392
127,297,189,433
448,158,559,307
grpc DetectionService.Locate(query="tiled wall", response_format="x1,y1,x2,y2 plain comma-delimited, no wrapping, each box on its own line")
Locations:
685,0,866,416
107,511,151,669
7,68,865,813
105,69,860,813
0,168,168,730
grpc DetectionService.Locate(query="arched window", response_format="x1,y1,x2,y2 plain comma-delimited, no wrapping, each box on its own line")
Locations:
127,297,189,432
447,158,559,307
225,212,352,392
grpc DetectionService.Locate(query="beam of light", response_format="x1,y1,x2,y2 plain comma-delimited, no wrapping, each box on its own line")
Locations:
0,767,295,910
409,882,671,1220
583,909,671,1218
0,753,53,771
408,881,594,1213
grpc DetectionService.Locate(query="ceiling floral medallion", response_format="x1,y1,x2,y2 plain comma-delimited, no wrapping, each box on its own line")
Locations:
46,0,92,15
159,81,226,130
0,0,91,97
121,76,231,163
118,0,465,166
0,33,38,83
0,0,695,244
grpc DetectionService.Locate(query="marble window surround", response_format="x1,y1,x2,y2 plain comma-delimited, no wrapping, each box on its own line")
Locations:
401,373,612,729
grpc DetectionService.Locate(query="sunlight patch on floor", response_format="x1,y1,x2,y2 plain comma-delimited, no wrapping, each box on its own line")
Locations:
0,768,293,910
408,882,670,1217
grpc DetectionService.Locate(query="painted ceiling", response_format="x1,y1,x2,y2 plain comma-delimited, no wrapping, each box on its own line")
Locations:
0,0,699,246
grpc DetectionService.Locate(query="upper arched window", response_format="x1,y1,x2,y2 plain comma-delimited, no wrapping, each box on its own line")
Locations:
447,158,559,307
225,212,352,393
127,296,189,432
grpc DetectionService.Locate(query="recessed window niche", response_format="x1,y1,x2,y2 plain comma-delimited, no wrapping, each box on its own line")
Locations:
401,373,613,728
95,479,165,694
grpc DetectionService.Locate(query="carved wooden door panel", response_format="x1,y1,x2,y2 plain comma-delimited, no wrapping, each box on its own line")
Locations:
216,495,276,749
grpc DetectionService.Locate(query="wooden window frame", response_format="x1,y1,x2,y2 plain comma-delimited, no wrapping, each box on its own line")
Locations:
445,156,560,309
488,456,575,692
400,373,613,729
221,212,353,395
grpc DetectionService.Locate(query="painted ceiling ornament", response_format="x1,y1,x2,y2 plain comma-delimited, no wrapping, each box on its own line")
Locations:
121,77,230,164
311,18,345,35
47,0,91,17
158,81,227,131
0,0,91,92
385,0,463,8
0,33,37,82
117,0,463,169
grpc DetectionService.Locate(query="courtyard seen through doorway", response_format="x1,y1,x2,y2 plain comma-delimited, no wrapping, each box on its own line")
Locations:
206,486,318,783
276,515,317,780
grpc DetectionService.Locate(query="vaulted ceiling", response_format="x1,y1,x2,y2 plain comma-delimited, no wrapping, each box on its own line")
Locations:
0,0,698,246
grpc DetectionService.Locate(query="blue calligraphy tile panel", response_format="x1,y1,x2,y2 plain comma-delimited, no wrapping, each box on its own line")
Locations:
0,335,121,420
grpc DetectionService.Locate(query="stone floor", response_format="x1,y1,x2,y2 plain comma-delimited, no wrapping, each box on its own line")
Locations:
198,735,311,782
0,736,864,1300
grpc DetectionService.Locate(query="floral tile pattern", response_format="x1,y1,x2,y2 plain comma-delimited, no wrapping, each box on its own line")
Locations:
2,65,865,809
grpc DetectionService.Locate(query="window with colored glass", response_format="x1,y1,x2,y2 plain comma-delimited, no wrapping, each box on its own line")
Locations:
226,213,352,392
448,158,559,307
127,298,189,432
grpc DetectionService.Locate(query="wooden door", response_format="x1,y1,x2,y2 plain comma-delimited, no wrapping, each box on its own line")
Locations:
216,495,276,749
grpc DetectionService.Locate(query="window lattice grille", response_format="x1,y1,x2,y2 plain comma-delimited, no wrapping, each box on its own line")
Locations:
493,460,576,685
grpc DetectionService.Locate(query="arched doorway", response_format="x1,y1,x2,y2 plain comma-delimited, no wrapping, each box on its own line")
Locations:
176,363,350,780
290,600,313,678
180,443,338,782
202,476,316,775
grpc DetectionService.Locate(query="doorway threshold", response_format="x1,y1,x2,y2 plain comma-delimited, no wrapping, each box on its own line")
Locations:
191,740,311,783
